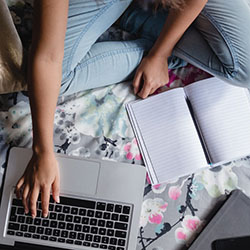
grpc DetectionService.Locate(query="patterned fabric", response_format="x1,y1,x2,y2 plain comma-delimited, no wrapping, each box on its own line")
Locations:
2,1,250,250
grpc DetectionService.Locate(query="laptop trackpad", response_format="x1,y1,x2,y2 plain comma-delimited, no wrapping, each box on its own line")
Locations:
58,157,100,196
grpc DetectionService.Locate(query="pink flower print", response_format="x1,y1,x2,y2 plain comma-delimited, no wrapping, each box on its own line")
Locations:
124,138,142,161
175,215,202,245
140,198,168,227
152,183,167,194
168,185,182,200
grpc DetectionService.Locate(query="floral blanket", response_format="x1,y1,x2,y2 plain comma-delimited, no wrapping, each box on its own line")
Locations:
2,1,250,250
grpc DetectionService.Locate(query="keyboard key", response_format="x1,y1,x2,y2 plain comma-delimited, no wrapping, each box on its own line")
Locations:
107,229,114,236
55,205,62,212
61,230,68,238
74,224,82,232
63,206,70,213
66,239,73,244
108,246,116,250
9,215,17,222
16,232,23,237
111,213,119,221
18,216,25,223
34,218,41,225
58,238,65,243
91,243,99,248
110,238,117,245
118,239,126,246
79,208,86,216
115,205,122,213
77,232,85,241
26,217,33,224
53,229,60,237
122,206,130,214
107,204,114,212
74,240,82,245
66,215,73,222
32,234,40,239
69,232,77,239
36,227,44,234
20,225,28,232
66,223,74,230
42,219,49,227
82,217,89,224
85,234,93,242
24,233,32,238
8,223,19,231
101,236,109,244
45,228,52,235
50,220,58,228
90,218,97,226
41,235,48,240
87,210,94,217
49,212,56,220
98,220,105,227
28,226,36,233
58,222,66,229
100,245,108,249
91,227,98,234
49,237,57,241
49,203,54,211
74,216,81,223
7,230,14,235
17,207,24,215
95,211,103,218
106,221,113,228
10,207,16,216
114,222,128,230
94,235,101,243
119,215,129,222
103,212,111,220
99,228,106,235
37,210,42,218
82,226,90,233
12,199,22,206
83,242,91,247
96,202,106,210
57,213,65,221
115,230,127,239
71,207,78,214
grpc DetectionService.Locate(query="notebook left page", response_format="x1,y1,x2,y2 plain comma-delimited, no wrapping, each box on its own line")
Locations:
126,88,208,184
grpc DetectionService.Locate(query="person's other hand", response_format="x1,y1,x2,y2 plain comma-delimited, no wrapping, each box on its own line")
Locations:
15,151,60,218
133,54,169,99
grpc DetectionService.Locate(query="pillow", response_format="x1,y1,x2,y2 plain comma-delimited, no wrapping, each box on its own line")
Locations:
0,0,27,94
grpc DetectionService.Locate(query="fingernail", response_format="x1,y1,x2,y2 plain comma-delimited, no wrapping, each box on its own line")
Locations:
56,196,60,203
43,213,48,218
32,214,35,219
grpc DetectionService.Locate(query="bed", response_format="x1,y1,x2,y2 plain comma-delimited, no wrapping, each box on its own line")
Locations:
1,1,250,250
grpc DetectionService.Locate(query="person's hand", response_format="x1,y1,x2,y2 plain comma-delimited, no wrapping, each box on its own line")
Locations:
133,54,169,99
15,151,60,218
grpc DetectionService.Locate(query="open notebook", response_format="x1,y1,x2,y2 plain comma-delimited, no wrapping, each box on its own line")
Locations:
126,77,250,184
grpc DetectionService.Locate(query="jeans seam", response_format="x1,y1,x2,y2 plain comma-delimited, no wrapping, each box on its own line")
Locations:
201,9,239,77
66,0,120,74
76,46,145,70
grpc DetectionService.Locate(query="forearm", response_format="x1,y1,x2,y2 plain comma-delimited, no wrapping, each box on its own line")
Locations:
149,0,208,58
28,54,62,154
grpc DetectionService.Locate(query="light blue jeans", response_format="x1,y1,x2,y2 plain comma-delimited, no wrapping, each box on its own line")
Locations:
60,0,250,95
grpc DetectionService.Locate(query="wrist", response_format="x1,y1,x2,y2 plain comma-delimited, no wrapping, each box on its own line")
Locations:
32,142,54,156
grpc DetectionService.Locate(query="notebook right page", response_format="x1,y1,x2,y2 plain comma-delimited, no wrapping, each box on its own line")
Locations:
184,77,250,163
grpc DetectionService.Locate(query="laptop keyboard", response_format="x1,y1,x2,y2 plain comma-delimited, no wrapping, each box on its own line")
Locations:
6,195,132,250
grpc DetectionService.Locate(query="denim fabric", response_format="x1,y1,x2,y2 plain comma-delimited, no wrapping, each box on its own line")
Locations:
61,0,250,95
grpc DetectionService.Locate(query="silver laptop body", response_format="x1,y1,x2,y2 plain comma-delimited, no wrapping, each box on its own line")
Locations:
0,147,146,250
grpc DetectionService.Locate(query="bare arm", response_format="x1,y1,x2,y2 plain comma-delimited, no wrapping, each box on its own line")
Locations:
133,0,208,98
16,0,69,218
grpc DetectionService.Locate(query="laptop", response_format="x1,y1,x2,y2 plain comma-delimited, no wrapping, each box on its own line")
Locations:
0,147,146,250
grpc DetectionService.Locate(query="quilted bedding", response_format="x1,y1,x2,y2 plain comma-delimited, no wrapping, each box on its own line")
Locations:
1,1,250,250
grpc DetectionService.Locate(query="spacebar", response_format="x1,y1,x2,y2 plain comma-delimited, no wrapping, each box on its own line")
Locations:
58,196,96,209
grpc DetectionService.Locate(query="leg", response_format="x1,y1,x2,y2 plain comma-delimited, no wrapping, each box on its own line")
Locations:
61,0,137,94
120,0,250,88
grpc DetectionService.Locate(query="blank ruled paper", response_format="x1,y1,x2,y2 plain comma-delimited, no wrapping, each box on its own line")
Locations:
127,88,208,184
185,77,250,163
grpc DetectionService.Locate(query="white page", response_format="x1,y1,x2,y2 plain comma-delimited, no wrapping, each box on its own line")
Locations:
184,77,250,163
127,88,208,184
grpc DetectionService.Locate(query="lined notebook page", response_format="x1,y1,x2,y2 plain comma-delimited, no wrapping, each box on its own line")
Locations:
127,88,208,184
184,77,250,163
